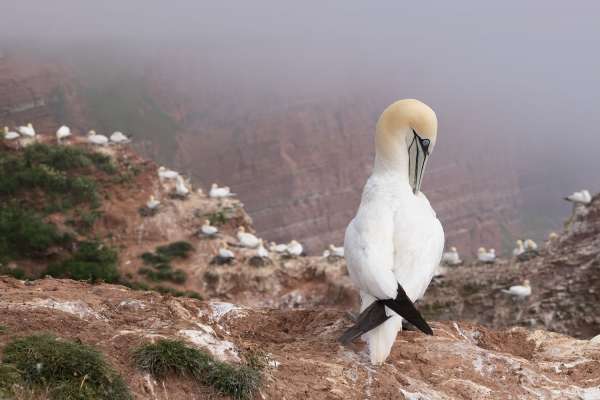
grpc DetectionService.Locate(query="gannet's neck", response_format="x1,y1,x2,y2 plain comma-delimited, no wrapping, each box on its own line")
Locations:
372,126,410,185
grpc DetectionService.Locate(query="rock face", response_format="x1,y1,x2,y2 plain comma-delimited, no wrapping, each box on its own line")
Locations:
1,277,599,400
421,195,600,339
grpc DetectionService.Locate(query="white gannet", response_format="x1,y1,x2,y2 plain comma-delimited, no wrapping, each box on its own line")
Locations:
18,123,35,137
548,231,559,241
237,226,260,248
565,190,592,205
322,249,331,258
502,280,531,298
257,239,269,258
329,244,344,258
512,240,525,257
175,175,190,197
524,239,538,252
441,246,462,266
158,166,179,180
218,243,235,261
270,242,288,254
286,240,303,257
200,219,218,237
209,183,234,198
339,99,442,364
110,131,130,144
477,247,496,263
146,195,160,210
87,130,108,145
56,125,71,143
3,126,19,140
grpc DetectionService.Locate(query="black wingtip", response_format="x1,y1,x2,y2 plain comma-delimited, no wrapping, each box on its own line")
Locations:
338,301,390,345
382,283,434,336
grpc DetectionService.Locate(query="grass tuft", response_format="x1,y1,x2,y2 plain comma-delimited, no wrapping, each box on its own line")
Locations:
155,241,194,259
46,241,120,283
2,334,131,400
133,339,260,399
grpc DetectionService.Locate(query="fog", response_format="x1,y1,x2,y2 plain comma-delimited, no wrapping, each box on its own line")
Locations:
2,0,600,235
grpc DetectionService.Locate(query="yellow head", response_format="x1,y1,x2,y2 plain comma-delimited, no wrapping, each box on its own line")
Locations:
375,99,438,193
478,247,486,253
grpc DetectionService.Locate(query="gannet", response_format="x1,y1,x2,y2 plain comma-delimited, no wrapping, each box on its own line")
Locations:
524,239,538,251
548,232,559,241
502,280,531,298
270,242,288,253
286,240,303,257
209,183,234,198
110,131,130,144
175,175,190,197
87,130,108,145
256,239,269,258
477,247,496,263
18,123,35,137
3,127,19,140
158,166,179,180
513,240,525,257
56,125,71,143
322,249,331,258
339,99,442,364
218,243,235,261
329,244,344,258
565,190,592,205
200,220,218,237
237,226,260,248
441,246,462,265
146,195,160,210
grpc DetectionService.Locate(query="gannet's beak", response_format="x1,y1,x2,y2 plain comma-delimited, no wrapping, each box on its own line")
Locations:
408,129,431,194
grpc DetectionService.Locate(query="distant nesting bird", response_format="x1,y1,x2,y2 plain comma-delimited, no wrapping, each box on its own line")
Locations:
513,240,525,257
237,226,260,248
18,123,35,137
56,125,71,143
441,246,462,265
209,183,234,198
502,280,531,298
548,232,559,241
256,239,270,258
158,166,179,180
175,175,190,197
200,220,218,237
146,195,160,210
110,131,130,144
3,126,19,140
270,242,288,254
322,249,331,258
87,130,108,145
565,190,592,205
524,239,538,252
218,243,235,261
329,244,344,258
478,247,496,263
286,240,303,257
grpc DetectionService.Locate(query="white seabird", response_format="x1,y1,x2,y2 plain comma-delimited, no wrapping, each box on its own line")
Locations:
269,242,288,254
502,280,531,298
87,130,108,145
478,247,496,263
218,243,235,261
175,175,190,197
322,249,331,258
56,125,71,143
565,190,592,205
209,183,234,198
441,246,462,266
18,123,35,137
237,226,260,248
512,240,525,257
3,126,19,140
329,244,344,258
340,99,442,365
524,239,538,252
256,239,270,258
286,240,303,257
200,220,218,237
158,166,179,180
110,131,130,144
146,195,160,210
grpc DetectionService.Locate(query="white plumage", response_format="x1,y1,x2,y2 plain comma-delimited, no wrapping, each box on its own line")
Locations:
441,246,462,265
18,123,35,137
502,280,531,298
269,242,288,253
146,195,160,210
477,247,496,263
87,130,108,145
218,244,235,260
286,240,303,256
237,226,260,248
565,190,592,205
158,166,179,180
329,244,344,258
110,131,130,144
322,250,331,258
56,125,71,143
200,220,218,237
344,99,443,365
524,239,538,251
3,127,19,140
175,175,190,197
209,183,234,198
256,239,270,258
513,240,525,257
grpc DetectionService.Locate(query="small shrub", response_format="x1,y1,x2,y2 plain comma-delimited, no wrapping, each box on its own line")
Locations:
140,252,170,265
155,241,194,259
0,363,21,398
133,339,260,399
138,266,187,284
46,241,119,283
207,211,228,226
2,334,131,400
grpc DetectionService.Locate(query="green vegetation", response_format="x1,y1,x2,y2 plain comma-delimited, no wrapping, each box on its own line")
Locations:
133,339,260,400
206,210,228,226
155,241,194,259
0,205,70,262
138,266,187,284
1,334,131,400
45,241,119,283
137,241,194,285
0,264,27,279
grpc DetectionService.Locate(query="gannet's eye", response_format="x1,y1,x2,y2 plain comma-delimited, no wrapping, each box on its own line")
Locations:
421,139,430,148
